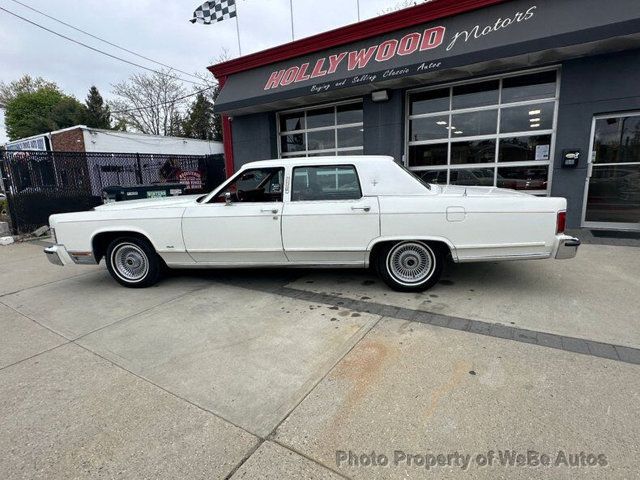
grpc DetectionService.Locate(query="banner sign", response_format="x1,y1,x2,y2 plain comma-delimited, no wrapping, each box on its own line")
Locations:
215,0,640,112
5,136,48,151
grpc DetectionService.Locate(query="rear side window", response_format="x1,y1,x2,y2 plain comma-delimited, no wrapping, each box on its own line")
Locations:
291,165,362,201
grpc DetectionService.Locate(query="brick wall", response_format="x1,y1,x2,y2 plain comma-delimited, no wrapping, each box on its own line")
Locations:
51,128,85,152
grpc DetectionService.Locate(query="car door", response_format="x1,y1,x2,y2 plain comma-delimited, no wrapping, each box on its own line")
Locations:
281,164,380,264
182,167,286,264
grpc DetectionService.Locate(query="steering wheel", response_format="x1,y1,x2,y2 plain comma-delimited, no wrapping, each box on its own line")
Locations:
236,189,246,202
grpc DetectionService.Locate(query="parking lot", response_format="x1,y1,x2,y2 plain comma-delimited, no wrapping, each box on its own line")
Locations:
1,238,639,479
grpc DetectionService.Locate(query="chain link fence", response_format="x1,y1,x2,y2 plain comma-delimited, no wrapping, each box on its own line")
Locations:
0,150,226,234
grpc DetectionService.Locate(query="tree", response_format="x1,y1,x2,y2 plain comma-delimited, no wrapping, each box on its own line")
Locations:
0,74,59,108
4,88,86,140
182,93,216,140
83,86,111,129
111,69,187,136
168,111,184,137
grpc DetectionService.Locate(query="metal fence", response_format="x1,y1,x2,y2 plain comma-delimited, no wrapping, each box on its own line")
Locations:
0,150,226,234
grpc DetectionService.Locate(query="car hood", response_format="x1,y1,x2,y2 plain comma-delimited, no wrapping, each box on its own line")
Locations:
93,194,203,211
436,185,533,197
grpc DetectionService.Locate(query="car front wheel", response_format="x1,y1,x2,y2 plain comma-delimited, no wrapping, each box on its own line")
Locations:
105,237,162,288
376,241,444,292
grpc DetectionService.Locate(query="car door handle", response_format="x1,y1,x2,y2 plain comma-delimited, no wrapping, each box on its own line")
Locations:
261,208,279,214
351,206,371,212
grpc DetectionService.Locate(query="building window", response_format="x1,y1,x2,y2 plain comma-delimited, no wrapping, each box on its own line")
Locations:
406,69,558,193
278,101,364,158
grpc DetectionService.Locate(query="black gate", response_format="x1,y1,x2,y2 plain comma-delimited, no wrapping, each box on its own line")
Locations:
0,150,226,234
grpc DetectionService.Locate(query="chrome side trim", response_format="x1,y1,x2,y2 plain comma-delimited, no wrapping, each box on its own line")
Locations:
457,252,551,263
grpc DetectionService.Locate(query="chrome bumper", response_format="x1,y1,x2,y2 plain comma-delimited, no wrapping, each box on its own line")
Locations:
555,236,581,260
44,245,65,266
44,244,95,266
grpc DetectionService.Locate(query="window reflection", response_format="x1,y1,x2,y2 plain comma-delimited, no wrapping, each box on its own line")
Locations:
497,166,548,191
500,102,554,133
409,144,448,167
451,140,496,165
499,135,552,162
594,116,640,164
450,168,495,186
452,81,499,109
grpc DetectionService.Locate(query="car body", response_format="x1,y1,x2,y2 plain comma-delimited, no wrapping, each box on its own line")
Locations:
44,156,580,291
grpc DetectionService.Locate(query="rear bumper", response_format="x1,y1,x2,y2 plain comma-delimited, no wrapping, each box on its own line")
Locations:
44,245,70,266
44,245,96,266
554,235,581,260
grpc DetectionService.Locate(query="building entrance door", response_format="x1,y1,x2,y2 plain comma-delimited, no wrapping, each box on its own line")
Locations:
582,113,640,230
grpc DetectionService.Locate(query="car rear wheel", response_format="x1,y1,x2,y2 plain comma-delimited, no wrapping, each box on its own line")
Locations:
376,241,444,292
105,237,162,288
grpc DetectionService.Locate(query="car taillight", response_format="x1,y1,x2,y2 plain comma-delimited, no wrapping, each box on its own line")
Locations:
556,211,566,234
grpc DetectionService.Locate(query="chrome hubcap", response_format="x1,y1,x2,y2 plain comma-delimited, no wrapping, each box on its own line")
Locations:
112,243,148,282
387,242,434,285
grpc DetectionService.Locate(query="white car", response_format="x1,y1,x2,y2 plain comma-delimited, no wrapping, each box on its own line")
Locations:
44,156,580,292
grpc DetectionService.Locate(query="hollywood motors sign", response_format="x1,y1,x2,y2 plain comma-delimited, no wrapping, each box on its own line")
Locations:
263,5,537,91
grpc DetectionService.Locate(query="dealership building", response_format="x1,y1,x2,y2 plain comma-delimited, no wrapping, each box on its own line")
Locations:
210,0,640,230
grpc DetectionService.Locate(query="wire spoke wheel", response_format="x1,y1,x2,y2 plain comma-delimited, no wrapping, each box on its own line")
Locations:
111,243,149,282
386,242,435,286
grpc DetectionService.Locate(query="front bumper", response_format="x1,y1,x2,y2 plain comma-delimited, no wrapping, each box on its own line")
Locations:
554,235,581,260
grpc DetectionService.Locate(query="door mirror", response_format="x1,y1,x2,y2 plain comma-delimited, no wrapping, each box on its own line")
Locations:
224,191,232,205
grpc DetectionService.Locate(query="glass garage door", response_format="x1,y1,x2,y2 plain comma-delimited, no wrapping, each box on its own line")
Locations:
583,113,640,230
406,69,558,195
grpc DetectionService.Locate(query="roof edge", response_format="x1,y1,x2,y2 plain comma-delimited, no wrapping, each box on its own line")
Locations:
208,0,510,78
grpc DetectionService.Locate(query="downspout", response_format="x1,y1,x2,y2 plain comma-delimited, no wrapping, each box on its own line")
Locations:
218,76,235,178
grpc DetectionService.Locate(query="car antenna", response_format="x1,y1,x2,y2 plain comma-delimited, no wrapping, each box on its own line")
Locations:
463,187,467,197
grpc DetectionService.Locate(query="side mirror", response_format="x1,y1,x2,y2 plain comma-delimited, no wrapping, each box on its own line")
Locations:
224,191,232,205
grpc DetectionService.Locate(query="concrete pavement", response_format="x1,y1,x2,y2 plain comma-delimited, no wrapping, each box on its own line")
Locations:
0,239,639,479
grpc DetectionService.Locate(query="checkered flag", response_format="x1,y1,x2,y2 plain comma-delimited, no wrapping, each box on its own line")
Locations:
190,0,237,24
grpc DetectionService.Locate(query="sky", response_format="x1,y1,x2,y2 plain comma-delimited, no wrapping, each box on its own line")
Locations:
0,0,411,144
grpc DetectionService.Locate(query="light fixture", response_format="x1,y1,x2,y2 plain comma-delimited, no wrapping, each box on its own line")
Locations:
529,118,541,123
447,126,456,130
371,90,389,102
530,123,540,128
454,131,463,135
436,121,447,126
529,110,541,115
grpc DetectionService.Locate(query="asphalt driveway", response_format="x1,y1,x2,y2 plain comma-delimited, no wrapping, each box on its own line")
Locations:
0,239,639,479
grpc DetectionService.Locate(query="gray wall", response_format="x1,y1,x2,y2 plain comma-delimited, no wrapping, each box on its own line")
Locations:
363,89,405,162
553,48,640,227
231,112,277,169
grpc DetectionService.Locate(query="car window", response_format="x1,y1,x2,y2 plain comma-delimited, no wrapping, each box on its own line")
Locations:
213,167,284,203
291,165,362,201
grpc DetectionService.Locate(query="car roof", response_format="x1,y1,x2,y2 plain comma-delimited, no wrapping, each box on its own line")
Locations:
240,155,396,170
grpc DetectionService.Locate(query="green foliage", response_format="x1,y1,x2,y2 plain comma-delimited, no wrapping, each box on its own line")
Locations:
182,93,216,141
83,86,111,129
4,88,86,140
0,74,59,108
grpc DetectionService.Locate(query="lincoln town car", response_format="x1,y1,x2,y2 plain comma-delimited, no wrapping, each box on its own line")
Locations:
44,156,580,291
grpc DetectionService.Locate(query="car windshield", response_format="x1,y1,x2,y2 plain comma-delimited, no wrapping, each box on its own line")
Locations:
397,162,432,190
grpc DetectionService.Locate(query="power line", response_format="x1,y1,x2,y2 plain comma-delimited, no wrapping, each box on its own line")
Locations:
110,86,215,115
0,6,207,86
7,0,204,82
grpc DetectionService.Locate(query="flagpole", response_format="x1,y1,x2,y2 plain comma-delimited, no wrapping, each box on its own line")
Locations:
289,0,294,41
356,0,360,21
235,14,242,56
